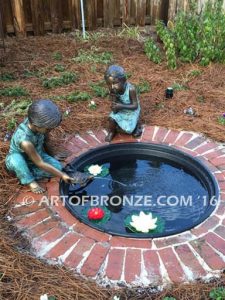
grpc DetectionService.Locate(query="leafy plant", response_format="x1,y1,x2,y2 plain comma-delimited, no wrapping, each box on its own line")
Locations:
42,72,78,89
144,38,162,64
1,99,31,118
0,86,28,97
54,64,65,72
118,24,141,39
66,91,92,103
209,287,225,300
153,0,225,69
52,51,62,61
7,118,17,131
187,69,202,78
163,297,176,300
137,80,151,94
90,82,108,98
197,95,205,103
0,72,16,81
172,82,189,91
218,115,225,126
73,48,113,64
23,69,39,78
154,102,165,110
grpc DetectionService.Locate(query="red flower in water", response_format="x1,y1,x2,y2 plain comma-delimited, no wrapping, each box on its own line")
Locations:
88,207,105,220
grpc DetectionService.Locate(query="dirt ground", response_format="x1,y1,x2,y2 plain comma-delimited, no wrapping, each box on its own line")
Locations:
0,32,225,300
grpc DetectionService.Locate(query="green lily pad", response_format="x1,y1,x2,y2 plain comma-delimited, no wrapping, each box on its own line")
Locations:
84,165,109,177
82,206,111,225
124,211,165,234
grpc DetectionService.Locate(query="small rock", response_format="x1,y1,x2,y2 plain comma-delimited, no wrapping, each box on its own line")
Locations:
184,107,196,116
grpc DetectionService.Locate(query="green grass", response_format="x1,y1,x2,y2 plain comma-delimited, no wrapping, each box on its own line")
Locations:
118,24,141,39
188,69,203,77
218,115,225,125
209,287,225,300
54,64,65,72
42,72,78,89
1,99,32,118
172,82,189,91
52,51,62,61
137,80,151,94
7,118,17,131
0,86,29,97
89,82,108,98
0,72,16,81
72,49,113,64
66,91,92,102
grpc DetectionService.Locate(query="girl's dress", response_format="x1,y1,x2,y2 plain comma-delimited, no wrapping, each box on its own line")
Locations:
5,118,62,185
110,82,140,134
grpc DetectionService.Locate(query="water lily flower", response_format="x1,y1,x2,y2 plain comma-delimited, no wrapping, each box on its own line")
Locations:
88,207,105,220
130,211,157,233
40,294,48,300
88,164,102,176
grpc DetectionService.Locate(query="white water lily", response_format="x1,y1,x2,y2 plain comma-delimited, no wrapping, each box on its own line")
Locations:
113,296,120,300
40,294,48,300
88,164,102,176
130,211,157,233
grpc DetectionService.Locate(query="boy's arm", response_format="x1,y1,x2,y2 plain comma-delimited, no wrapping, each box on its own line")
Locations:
112,86,138,113
21,141,70,180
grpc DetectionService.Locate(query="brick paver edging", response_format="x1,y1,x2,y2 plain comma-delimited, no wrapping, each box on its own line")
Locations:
10,126,225,287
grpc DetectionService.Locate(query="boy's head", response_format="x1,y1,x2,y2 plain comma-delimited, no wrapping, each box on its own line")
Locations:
28,99,62,133
104,65,126,95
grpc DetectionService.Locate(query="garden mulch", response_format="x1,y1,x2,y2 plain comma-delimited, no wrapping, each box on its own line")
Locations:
0,32,225,300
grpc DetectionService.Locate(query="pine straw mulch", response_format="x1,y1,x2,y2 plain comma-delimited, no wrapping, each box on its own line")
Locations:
0,32,225,300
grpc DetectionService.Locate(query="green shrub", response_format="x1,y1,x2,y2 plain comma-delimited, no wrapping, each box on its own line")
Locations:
90,82,108,98
54,64,65,72
42,72,78,89
0,86,28,97
52,51,62,61
66,91,92,102
7,118,17,131
2,99,31,118
73,49,113,64
153,0,225,69
144,38,162,64
0,72,16,81
209,287,225,300
137,80,151,94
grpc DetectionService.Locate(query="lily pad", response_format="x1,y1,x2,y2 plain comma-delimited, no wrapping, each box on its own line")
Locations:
84,165,109,177
82,206,111,225
124,211,165,234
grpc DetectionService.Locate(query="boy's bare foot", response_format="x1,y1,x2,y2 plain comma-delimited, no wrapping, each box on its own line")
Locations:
29,181,46,194
105,131,116,142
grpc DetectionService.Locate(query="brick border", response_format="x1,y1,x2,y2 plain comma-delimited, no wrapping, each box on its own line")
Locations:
10,126,225,287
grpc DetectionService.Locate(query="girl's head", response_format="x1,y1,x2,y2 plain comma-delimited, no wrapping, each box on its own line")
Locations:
104,65,127,94
28,99,62,133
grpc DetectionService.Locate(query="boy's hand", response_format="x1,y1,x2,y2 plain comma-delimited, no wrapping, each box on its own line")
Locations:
61,173,75,183
70,171,93,186
112,102,123,113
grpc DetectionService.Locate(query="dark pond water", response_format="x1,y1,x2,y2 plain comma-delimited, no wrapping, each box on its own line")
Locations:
66,154,213,238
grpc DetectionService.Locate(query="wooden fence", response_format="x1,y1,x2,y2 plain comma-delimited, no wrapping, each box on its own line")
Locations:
0,0,225,37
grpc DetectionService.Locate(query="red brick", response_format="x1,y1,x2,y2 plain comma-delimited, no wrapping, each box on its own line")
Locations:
214,173,225,182
153,127,169,143
14,191,44,205
28,218,60,238
46,180,59,197
175,244,206,277
218,182,225,190
16,209,50,229
143,250,162,284
92,129,107,143
105,248,125,280
45,232,80,259
64,237,95,268
64,141,82,154
70,136,89,149
214,226,225,240
51,201,77,227
163,130,180,145
185,137,206,150
81,243,109,277
190,239,225,270
174,133,193,147
110,237,152,249
191,216,220,236
155,232,193,249
195,142,218,155
124,249,141,283
223,219,225,226
141,126,155,142
82,227,111,242
204,232,225,256
197,157,219,173
11,201,46,216
173,145,197,157
215,201,225,216
158,248,186,283
210,157,225,167
80,133,101,148
204,150,224,161
33,226,67,252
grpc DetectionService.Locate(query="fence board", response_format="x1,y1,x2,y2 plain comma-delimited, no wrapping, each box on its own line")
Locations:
136,0,146,26
30,0,44,35
114,0,121,26
103,0,114,27
87,0,97,30
122,0,131,25
69,0,81,29
10,0,26,36
0,0,7,35
50,0,63,33
151,0,163,24
168,0,177,20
